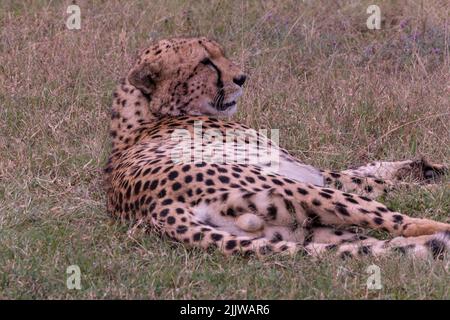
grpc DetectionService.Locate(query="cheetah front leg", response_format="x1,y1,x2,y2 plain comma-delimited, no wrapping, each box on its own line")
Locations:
321,171,392,198
342,158,448,182
321,158,448,198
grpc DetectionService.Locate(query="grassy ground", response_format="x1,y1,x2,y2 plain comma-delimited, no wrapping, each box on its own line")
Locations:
1,0,449,299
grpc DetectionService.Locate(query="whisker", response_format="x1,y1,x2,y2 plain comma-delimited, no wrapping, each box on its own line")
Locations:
213,91,220,107
212,87,226,110
217,93,225,110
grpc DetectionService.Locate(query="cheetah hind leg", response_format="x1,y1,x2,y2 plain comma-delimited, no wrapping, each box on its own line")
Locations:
152,186,450,257
156,201,450,259
232,222,450,260
153,200,299,257
192,185,450,240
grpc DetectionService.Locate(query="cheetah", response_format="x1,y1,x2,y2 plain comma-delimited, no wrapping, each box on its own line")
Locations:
104,37,450,259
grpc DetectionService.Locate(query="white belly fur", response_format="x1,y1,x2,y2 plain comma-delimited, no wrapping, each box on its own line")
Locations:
277,158,325,186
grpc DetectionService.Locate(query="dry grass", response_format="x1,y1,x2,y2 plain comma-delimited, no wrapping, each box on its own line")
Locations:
0,0,449,299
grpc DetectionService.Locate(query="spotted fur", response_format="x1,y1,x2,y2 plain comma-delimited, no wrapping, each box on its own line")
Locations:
104,37,449,259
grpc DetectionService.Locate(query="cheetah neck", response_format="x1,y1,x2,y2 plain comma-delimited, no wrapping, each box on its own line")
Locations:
109,79,158,150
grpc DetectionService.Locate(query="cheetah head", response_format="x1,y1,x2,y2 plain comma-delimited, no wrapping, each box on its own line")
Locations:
128,37,246,117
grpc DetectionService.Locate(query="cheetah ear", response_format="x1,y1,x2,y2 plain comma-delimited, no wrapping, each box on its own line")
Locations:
128,62,161,95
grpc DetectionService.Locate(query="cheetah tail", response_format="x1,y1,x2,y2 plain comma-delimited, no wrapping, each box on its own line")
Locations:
305,231,450,260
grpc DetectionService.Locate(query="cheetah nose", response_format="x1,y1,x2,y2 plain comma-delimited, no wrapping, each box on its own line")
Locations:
233,74,247,87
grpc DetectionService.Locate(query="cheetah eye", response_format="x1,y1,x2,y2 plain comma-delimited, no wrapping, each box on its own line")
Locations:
200,57,212,65
200,57,218,73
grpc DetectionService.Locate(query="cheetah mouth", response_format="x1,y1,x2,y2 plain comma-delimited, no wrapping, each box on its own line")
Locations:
211,100,236,111
219,100,236,110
